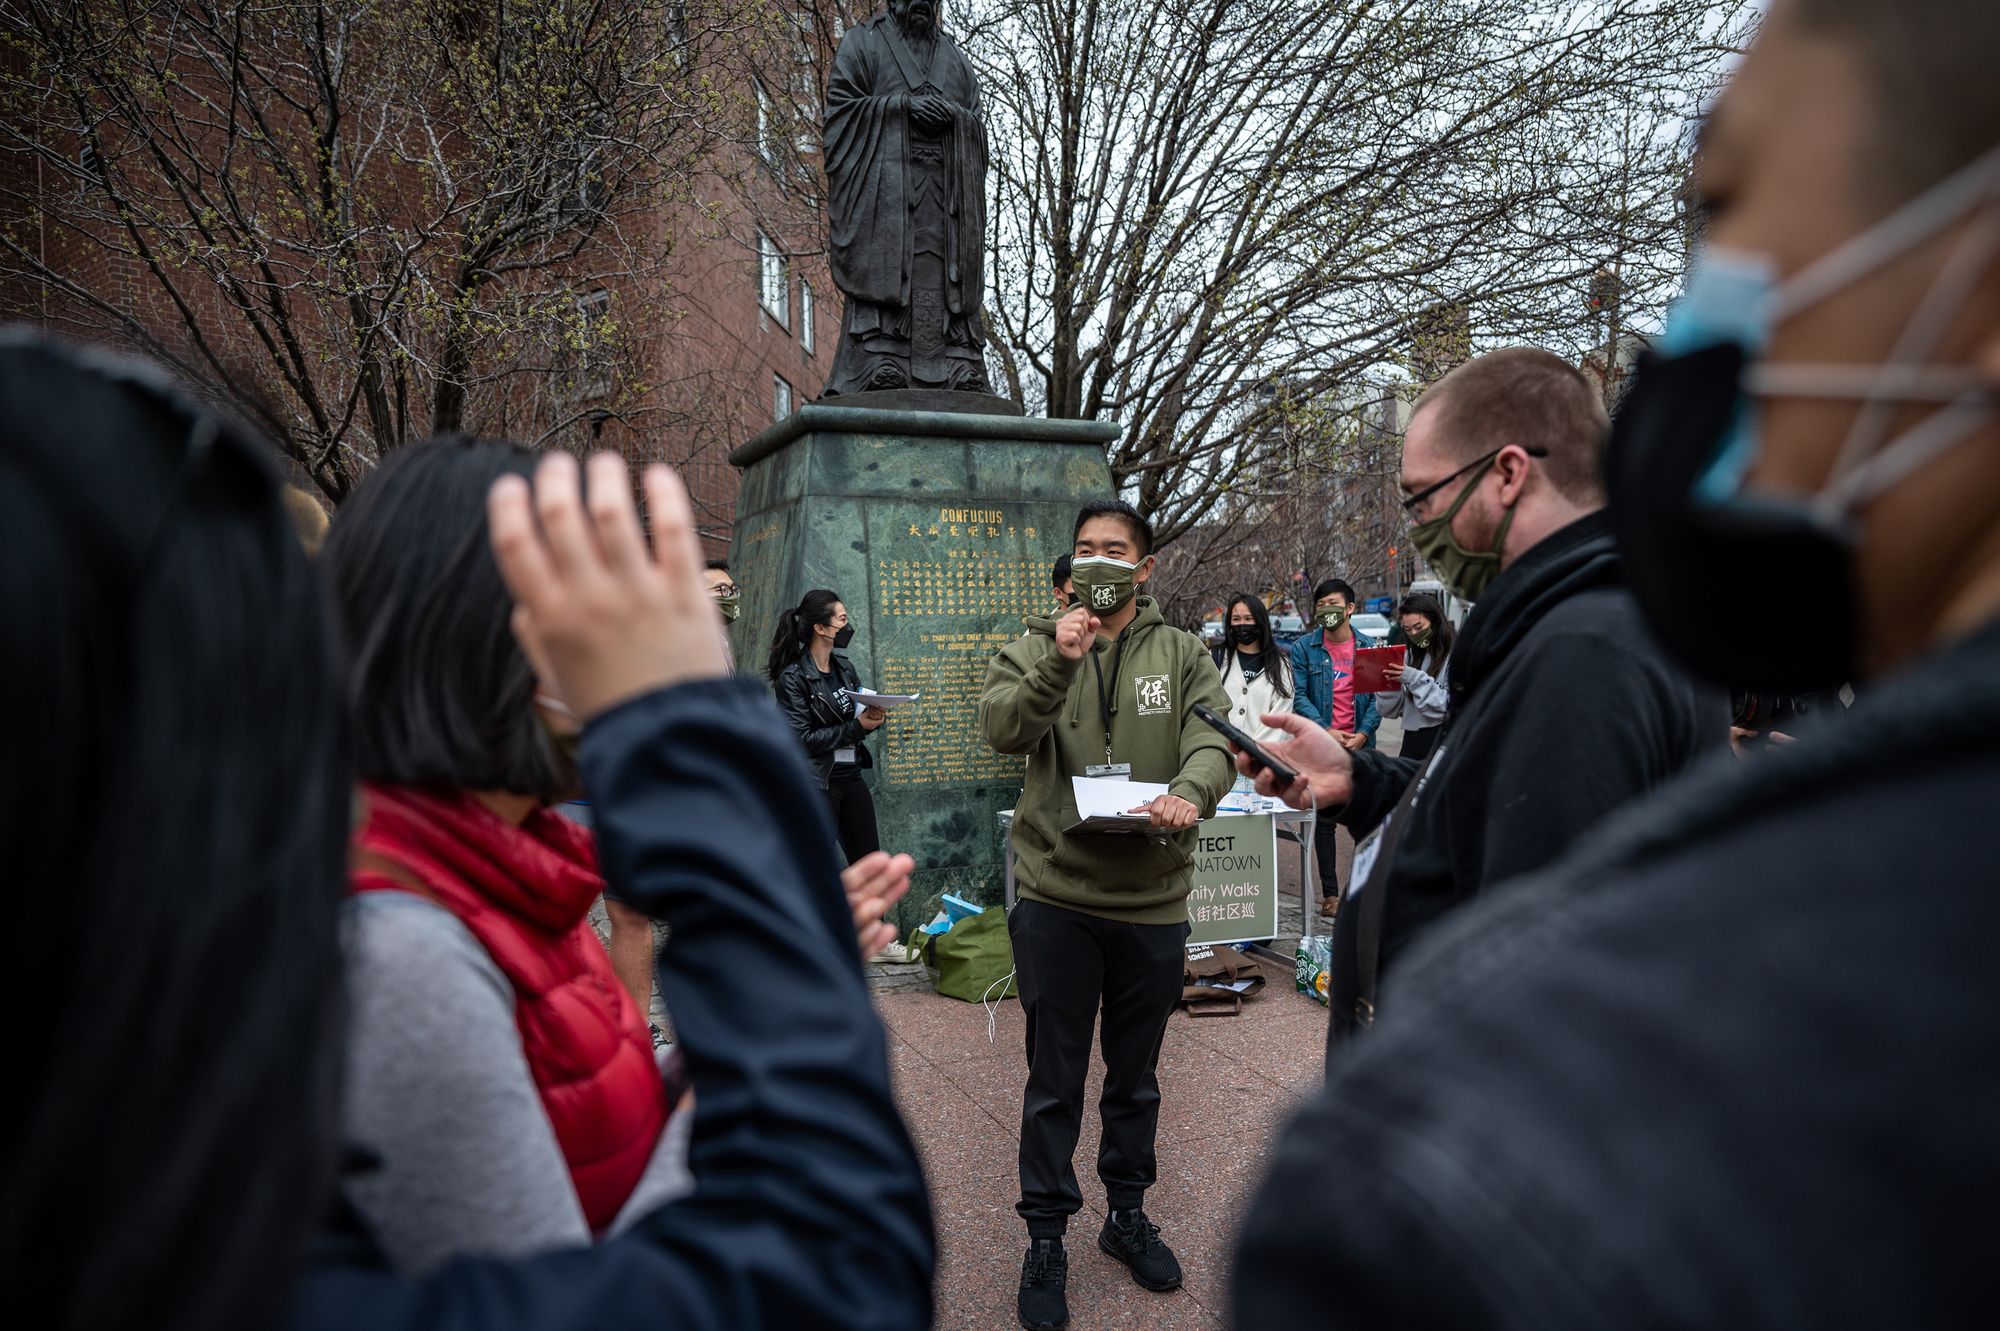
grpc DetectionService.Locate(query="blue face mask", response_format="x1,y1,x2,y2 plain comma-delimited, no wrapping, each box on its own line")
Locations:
1657,248,1778,503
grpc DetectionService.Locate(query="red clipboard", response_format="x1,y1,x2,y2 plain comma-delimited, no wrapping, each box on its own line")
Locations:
1352,644,1406,693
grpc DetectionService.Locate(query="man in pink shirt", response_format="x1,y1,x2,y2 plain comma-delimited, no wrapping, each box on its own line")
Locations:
1286,578,1381,913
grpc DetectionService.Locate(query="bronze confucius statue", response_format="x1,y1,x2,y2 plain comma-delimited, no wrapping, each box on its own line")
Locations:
823,0,991,396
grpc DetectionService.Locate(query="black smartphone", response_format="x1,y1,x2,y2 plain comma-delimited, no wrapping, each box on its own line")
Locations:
1191,702,1301,790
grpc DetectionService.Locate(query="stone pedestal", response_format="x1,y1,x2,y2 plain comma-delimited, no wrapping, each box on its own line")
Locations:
729,403,1117,927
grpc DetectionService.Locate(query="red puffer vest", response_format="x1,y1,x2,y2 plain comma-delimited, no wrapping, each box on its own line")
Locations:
350,784,667,1233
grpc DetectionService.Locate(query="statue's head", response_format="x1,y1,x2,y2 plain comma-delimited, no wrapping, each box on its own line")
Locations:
888,0,939,37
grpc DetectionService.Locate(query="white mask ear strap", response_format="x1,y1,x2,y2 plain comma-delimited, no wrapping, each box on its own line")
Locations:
1745,363,1997,402
535,692,577,719
1825,204,2000,482
1816,392,1994,519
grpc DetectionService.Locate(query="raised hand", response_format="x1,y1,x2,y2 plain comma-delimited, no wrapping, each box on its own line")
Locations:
487,452,730,721
1053,604,1100,660
859,705,890,732
1238,712,1356,810
842,851,916,959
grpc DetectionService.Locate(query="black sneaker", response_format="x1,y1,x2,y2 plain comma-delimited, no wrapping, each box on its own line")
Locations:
1099,1208,1182,1291
1017,1238,1069,1330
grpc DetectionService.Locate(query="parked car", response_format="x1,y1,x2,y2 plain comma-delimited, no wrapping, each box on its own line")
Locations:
1351,612,1393,641
1270,613,1308,647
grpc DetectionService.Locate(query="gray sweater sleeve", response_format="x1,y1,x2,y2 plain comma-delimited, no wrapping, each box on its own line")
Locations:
339,893,590,1272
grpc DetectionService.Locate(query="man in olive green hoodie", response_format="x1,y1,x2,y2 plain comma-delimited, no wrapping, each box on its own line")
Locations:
980,499,1232,1331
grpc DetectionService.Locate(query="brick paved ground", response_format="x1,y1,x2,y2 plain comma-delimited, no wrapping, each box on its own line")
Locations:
589,722,1386,1327
875,818,1358,1331
879,963,1332,1330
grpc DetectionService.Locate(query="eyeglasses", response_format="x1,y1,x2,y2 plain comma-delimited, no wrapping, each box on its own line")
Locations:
710,582,741,598
1400,444,1548,514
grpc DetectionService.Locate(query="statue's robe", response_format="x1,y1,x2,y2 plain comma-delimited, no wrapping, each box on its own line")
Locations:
823,15,989,394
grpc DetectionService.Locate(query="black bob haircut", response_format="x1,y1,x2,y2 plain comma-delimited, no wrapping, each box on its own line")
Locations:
1313,577,1358,606
324,437,572,799
1072,498,1154,557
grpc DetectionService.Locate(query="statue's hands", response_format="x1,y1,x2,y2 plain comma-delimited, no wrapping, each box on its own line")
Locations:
910,93,954,133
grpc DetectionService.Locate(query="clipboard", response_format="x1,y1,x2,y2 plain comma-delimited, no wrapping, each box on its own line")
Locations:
1352,644,1406,693
1064,775,1172,836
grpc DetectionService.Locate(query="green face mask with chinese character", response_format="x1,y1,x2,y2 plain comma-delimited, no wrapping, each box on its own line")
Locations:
715,592,741,624
1070,556,1140,614
1315,605,1347,633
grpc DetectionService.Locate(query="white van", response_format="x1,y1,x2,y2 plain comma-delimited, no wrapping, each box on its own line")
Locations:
1407,577,1470,629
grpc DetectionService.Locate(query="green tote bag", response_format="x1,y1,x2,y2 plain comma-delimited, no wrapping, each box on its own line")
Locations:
907,906,1019,1003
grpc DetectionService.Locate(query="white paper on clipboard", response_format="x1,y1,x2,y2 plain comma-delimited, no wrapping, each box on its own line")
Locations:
1065,775,1172,834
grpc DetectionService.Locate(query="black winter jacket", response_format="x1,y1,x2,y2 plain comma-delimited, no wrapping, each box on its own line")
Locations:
1236,616,2000,1330
774,654,875,790
1330,512,1723,1041
287,679,933,1330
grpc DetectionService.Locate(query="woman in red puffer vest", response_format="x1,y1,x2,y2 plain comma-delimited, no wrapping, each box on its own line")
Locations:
323,438,683,1272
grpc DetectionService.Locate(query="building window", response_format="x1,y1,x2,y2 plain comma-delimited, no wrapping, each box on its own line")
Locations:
755,80,778,167
557,143,608,223
563,288,613,402
774,374,795,421
799,279,816,355
757,231,789,328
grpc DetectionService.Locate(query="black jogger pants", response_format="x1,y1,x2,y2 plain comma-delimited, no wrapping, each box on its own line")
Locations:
1009,897,1189,1238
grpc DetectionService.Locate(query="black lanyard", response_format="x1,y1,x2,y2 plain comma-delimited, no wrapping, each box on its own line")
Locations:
1090,631,1127,765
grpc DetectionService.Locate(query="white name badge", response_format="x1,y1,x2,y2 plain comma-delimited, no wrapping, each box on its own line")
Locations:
1085,763,1133,781
834,746,858,765
1347,824,1385,900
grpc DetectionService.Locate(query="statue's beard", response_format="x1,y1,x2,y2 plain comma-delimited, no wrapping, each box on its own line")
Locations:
891,5,937,40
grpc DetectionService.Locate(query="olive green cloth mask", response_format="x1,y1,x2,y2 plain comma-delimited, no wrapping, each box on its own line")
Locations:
1411,454,1515,604
1070,555,1140,614
534,694,584,800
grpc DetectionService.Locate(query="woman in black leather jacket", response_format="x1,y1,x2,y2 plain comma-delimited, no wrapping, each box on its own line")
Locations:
767,589,887,862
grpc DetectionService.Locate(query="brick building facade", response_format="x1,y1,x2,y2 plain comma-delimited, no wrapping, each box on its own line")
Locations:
0,6,846,559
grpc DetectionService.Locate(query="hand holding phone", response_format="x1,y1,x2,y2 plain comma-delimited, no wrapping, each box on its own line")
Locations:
1191,702,1301,790
1220,711,1358,811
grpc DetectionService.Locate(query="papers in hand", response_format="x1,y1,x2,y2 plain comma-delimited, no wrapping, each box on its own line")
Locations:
841,688,921,710
1067,775,1171,835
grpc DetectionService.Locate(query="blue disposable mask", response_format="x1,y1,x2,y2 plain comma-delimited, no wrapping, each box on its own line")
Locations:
1656,247,1777,502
